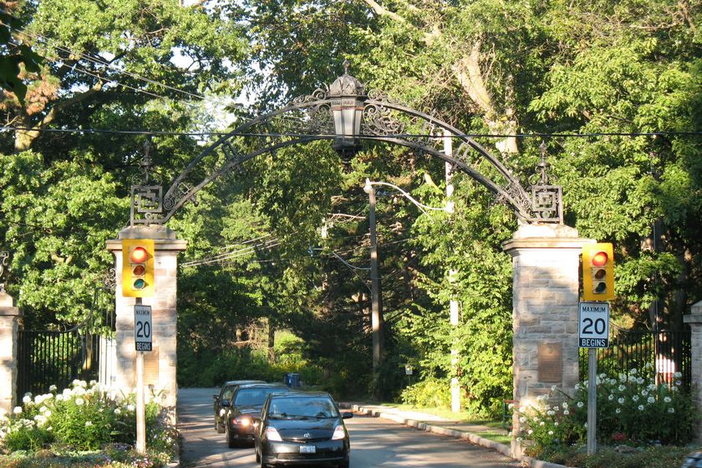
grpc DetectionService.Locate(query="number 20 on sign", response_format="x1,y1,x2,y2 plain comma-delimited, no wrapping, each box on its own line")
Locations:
578,302,610,348
134,304,152,352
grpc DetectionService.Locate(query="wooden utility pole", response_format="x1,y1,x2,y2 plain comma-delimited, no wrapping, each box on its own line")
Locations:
366,183,384,376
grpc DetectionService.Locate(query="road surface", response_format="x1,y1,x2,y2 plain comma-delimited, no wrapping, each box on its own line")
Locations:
177,387,520,468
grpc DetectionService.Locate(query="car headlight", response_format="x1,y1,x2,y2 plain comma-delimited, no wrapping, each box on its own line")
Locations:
237,417,252,426
332,424,346,440
265,426,283,442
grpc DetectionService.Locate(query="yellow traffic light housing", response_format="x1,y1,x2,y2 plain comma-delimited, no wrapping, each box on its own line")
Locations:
582,242,614,301
122,239,155,297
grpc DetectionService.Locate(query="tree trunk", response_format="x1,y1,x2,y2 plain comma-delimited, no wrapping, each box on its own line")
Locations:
267,318,275,363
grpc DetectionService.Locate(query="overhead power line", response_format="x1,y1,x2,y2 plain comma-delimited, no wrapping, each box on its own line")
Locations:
13,27,205,101
1,125,700,139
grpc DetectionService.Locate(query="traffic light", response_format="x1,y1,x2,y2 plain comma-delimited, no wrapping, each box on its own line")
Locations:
122,239,155,297
582,242,614,301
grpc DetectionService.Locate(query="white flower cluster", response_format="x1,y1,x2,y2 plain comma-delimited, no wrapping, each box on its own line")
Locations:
0,379,157,446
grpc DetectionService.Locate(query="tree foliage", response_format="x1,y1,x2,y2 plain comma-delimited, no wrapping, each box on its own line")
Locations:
0,0,700,415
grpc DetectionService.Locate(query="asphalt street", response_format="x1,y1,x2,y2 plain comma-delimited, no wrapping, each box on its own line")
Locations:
177,387,520,468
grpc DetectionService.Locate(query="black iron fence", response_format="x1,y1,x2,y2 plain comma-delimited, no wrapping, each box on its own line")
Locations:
17,329,100,398
579,327,692,388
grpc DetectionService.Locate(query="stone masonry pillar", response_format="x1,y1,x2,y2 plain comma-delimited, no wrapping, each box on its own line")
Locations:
0,291,22,414
107,226,187,422
684,301,702,442
503,224,593,458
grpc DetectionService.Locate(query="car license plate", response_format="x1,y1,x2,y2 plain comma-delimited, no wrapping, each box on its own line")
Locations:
300,445,316,454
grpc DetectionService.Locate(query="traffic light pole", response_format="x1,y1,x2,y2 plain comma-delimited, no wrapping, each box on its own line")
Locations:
587,347,597,455
135,298,146,454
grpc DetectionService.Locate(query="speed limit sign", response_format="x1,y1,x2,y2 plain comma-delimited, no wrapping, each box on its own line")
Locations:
579,302,610,348
134,304,152,352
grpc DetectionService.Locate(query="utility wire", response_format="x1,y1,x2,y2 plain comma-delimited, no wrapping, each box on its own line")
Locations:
181,238,281,267
14,27,206,101
1,125,699,139
53,59,168,100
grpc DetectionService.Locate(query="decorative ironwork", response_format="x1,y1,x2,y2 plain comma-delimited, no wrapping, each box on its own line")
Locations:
103,267,117,292
132,66,563,225
363,101,405,137
130,185,164,225
0,251,9,294
528,142,564,223
129,139,165,225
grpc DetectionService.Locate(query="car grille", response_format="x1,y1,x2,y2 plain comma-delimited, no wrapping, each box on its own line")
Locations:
277,452,331,460
284,437,329,443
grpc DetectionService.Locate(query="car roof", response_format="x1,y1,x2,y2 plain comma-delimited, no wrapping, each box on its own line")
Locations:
268,390,333,399
222,379,264,386
236,382,289,390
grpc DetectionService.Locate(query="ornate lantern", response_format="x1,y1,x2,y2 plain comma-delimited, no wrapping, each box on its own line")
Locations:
328,61,367,157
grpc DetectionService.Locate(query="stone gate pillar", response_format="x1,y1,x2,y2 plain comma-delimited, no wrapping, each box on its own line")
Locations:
0,291,22,414
684,301,702,442
503,224,592,458
107,226,187,421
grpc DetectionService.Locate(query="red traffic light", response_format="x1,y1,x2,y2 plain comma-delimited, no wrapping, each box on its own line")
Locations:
130,246,149,263
592,251,608,267
582,243,615,301
122,239,155,298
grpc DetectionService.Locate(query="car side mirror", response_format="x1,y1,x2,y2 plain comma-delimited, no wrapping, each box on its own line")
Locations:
221,400,230,407
342,412,353,419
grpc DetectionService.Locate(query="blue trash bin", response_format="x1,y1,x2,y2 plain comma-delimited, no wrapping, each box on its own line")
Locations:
284,372,301,388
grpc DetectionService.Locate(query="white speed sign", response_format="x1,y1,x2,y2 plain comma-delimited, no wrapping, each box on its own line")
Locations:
134,304,153,352
578,302,610,348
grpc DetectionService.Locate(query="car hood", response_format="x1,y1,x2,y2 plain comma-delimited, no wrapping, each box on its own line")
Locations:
268,418,341,440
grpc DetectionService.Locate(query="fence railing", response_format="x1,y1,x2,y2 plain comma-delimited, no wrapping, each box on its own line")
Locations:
17,329,100,397
579,327,692,388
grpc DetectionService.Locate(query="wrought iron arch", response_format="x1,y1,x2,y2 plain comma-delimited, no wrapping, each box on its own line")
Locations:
130,70,562,226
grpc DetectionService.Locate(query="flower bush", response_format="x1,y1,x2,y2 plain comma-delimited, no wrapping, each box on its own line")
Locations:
515,365,697,458
0,380,176,468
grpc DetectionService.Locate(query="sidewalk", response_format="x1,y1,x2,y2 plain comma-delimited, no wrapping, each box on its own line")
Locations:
339,402,570,468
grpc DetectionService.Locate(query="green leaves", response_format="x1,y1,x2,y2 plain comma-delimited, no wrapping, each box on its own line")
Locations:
0,151,125,326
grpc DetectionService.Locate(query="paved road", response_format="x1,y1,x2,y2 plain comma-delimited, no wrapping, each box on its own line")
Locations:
177,388,520,468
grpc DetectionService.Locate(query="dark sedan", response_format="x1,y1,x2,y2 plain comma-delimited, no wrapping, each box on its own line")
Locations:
254,391,353,468
224,383,290,448
213,380,264,433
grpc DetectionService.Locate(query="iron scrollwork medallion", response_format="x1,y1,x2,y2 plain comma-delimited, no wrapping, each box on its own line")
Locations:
130,185,164,225
531,185,563,224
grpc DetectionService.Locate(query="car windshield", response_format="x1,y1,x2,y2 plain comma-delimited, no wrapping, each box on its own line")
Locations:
234,388,286,406
267,398,339,419
221,386,235,401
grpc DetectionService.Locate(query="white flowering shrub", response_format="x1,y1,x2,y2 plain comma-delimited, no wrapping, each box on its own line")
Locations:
516,365,697,457
0,380,175,456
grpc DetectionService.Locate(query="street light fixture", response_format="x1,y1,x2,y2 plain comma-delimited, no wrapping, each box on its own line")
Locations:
329,60,366,158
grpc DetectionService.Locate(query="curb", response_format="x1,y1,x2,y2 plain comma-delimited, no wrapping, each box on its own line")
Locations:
340,403,572,468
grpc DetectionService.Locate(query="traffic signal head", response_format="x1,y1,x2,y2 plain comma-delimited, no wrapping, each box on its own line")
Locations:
122,239,155,297
582,242,614,301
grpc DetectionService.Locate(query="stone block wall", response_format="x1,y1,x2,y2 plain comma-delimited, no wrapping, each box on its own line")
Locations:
503,224,593,458
107,226,186,421
684,301,702,442
0,292,22,414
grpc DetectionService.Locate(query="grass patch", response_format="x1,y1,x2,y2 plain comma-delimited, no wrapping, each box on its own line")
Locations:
373,403,511,445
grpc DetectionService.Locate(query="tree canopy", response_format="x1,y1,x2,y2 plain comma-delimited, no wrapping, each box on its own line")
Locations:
1,0,700,412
